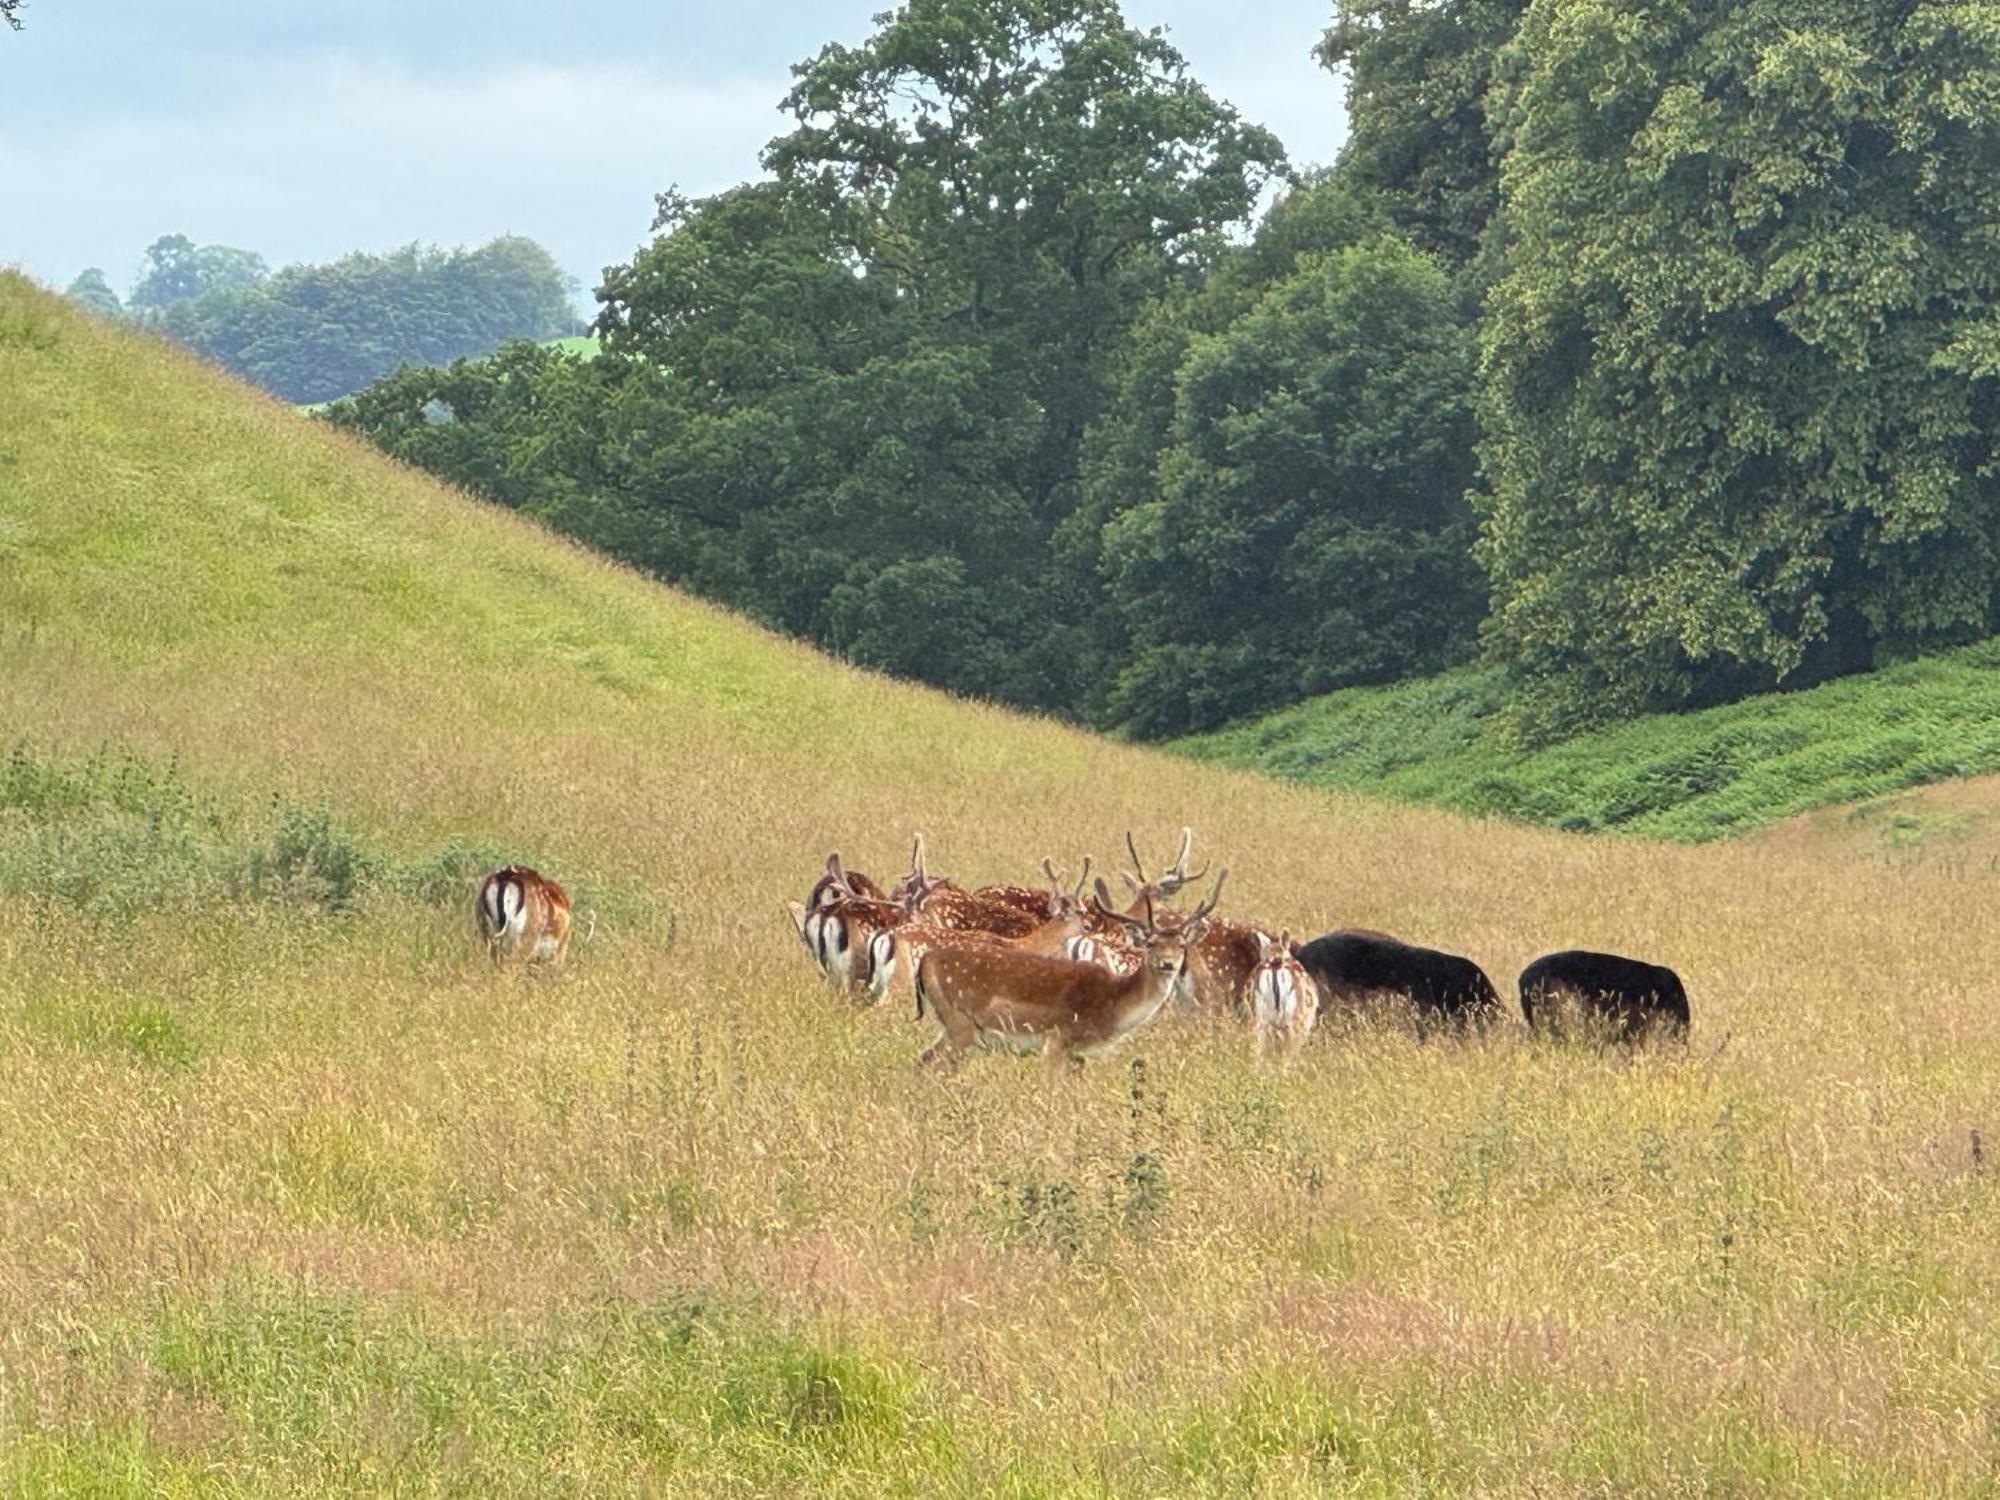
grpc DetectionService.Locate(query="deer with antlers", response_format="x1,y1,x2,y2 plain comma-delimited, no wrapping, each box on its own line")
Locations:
868,856,1112,1002
476,865,574,966
788,853,906,998
913,875,1223,1073
1116,834,1289,1019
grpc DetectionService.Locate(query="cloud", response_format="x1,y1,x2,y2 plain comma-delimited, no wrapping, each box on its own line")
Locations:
0,56,787,293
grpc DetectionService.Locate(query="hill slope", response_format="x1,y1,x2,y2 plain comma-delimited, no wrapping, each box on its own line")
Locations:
1176,653,2000,841
6,273,2000,1495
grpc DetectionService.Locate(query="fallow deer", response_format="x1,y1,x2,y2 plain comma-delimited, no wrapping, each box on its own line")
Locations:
476,865,573,966
891,836,1044,939
867,857,1106,1002
1249,930,1320,1061
912,880,1222,1074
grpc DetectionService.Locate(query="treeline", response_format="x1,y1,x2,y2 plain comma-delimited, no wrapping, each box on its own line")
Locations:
329,0,2000,743
68,234,579,404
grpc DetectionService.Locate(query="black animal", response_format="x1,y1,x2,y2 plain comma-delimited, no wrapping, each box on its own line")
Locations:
1518,950,1688,1041
1293,930,1501,1029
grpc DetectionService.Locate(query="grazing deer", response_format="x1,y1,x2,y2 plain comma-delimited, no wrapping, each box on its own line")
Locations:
788,853,887,964
912,878,1222,1073
1249,931,1320,1061
868,857,1105,1002
476,865,573,966
892,836,1043,939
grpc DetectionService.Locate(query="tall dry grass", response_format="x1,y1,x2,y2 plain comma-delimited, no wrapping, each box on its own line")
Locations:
5,273,2000,1494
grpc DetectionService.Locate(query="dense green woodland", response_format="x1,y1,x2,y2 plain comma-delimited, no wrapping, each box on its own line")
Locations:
329,0,2000,745
68,234,577,404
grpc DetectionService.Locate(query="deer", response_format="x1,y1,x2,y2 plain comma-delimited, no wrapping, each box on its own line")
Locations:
476,865,573,966
786,851,916,1002
867,857,1108,1003
1249,931,1320,1061
787,853,887,969
890,836,1044,939
1118,843,1282,1017
912,876,1222,1074
1113,827,1209,919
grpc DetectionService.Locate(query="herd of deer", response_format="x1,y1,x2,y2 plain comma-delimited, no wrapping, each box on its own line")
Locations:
779,830,1692,1072
469,830,1689,1073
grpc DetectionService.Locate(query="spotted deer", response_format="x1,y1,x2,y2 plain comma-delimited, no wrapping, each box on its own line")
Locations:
912,880,1222,1074
476,865,573,966
1248,930,1320,1061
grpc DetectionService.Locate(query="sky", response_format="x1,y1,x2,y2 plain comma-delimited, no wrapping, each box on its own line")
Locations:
0,1,1347,306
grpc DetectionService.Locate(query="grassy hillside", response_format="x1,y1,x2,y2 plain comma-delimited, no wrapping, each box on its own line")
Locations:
1176,653,2000,841
8,270,2000,1494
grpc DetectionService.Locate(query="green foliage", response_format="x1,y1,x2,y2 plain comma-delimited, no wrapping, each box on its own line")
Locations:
0,740,557,918
150,235,579,404
62,268,122,318
1096,203,1484,736
1479,0,2000,739
127,233,268,310
1318,0,1530,267
1178,639,2000,841
342,0,1287,720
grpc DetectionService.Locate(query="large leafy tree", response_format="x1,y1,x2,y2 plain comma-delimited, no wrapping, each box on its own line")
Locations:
156,236,578,404
127,234,269,310
64,269,123,318
1480,0,2000,737
1092,181,1483,736
592,0,1286,713
1318,0,1530,267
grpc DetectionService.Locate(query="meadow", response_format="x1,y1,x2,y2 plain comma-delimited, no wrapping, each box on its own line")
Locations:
1175,657,2000,844
7,273,2000,1495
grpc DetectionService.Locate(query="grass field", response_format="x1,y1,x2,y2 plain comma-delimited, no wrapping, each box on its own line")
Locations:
9,270,2000,1494
1176,655,2000,843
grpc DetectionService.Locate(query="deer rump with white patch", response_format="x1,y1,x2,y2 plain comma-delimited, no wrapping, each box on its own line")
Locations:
476,865,573,965
911,878,1222,1072
1248,931,1318,1058
788,853,902,999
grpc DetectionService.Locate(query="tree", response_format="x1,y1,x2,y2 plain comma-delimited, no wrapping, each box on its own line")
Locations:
1097,228,1483,736
1318,0,1530,267
588,0,1286,715
1480,0,2000,738
153,235,579,403
128,235,268,310
2,1,22,32
64,269,123,318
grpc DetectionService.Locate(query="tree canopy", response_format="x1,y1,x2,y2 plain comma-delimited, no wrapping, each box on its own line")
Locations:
329,0,2000,748
1479,0,2000,735
135,235,579,404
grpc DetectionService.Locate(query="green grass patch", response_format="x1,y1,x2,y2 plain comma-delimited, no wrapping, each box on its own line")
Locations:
1175,649,2000,841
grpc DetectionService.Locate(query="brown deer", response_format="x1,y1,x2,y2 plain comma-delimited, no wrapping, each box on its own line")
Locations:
912,880,1221,1074
868,857,1106,1002
476,865,574,966
788,853,902,994
1248,930,1320,1061
891,836,1043,939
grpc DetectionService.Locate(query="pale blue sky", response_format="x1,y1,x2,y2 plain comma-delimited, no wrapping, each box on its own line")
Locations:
1,2,1346,302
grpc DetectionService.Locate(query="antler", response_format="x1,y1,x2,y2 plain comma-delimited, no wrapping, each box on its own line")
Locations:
1121,828,1209,899
826,852,853,898
1094,877,1150,936
1153,828,1210,898
1186,866,1229,927
1043,855,1095,905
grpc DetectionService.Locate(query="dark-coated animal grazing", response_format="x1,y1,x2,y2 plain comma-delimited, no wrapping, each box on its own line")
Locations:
1293,930,1500,1028
1519,950,1689,1041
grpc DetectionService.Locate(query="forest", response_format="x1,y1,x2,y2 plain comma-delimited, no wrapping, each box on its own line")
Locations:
70,234,578,404
327,0,2000,743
